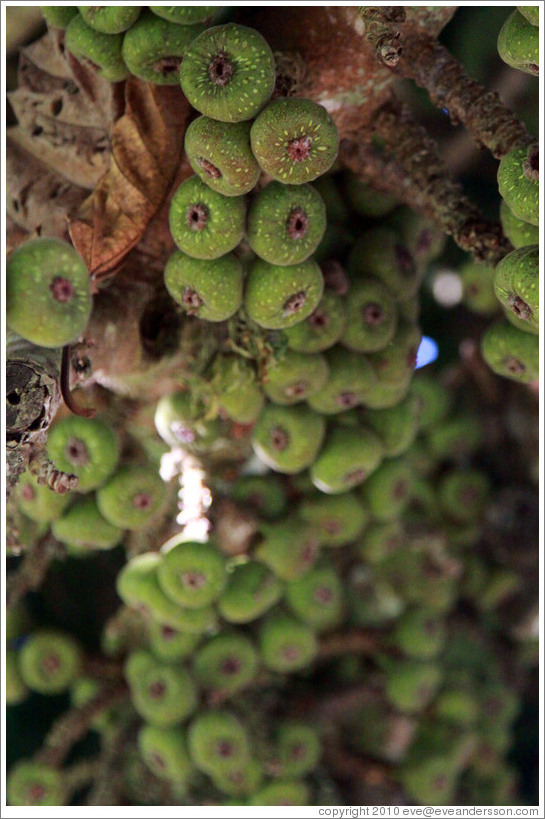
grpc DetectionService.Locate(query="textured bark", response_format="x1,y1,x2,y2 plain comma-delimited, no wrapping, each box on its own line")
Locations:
394,36,535,158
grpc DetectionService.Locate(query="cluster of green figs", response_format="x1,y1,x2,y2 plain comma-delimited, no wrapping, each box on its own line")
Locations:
5,4,538,809
477,5,539,384
8,360,528,806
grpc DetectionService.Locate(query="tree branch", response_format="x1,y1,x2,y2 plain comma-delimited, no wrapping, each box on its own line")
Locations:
36,681,128,768
369,99,513,265
359,6,406,67
394,36,534,158
318,628,379,661
6,533,65,611
6,336,63,495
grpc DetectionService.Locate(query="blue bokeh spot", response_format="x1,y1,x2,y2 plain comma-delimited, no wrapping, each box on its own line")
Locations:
415,336,439,369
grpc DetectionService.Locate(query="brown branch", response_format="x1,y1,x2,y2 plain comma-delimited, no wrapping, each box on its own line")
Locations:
83,655,125,680
394,36,534,158
315,681,382,722
64,759,101,797
318,628,379,661
369,99,513,265
322,743,390,785
27,448,79,494
6,338,63,496
6,533,65,611
359,6,405,67
441,65,534,173
36,681,129,768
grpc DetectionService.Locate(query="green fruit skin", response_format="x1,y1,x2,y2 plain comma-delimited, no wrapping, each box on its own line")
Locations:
150,7,217,24
284,291,347,353
275,722,321,777
185,117,260,196
310,426,384,494
117,552,217,632
125,651,198,727
41,6,79,28
497,144,539,226
230,475,288,520
249,780,310,806
500,200,540,248
341,277,398,353
218,561,283,624
122,12,205,84
164,250,243,322
138,725,194,785
307,347,377,414
16,471,71,523
363,394,420,457
246,182,327,266
154,390,222,449
211,355,264,424
460,260,500,316
78,6,141,34
259,614,318,672
497,10,539,75
410,373,453,429
342,171,398,218
187,710,251,774
7,761,66,806
263,350,329,405
19,629,82,695
348,227,420,302
481,319,539,383
65,15,129,82
6,650,29,706
52,495,123,550
252,404,326,474
250,97,339,184
359,458,412,522
46,415,120,493
517,6,540,25
255,518,320,581
298,491,369,547
192,632,258,696
7,238,92,348
384,660,442,713
169,176,246,259
157,538,226,608
245,257,324,330
148,620,201,662
493,244,539,332
96,465,166,530
179,24,276,123
284,564,344,631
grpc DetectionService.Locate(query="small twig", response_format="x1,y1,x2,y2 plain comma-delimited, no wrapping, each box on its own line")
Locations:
359,6,405,67
86,720,137,806
323,743,390,785
318,628,379,661
61,345,96,418
64,759,101,798
315,681,382,722
36,681,128,768
28,448,78,494
370,99,513,265
394,36,534,158
441,65,534,173
83,655,125,680
6,533,65,611
6,338,63,496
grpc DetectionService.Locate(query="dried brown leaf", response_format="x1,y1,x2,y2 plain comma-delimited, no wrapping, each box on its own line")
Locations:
7,32,117,192
6,129,89,238
69,79,191,281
